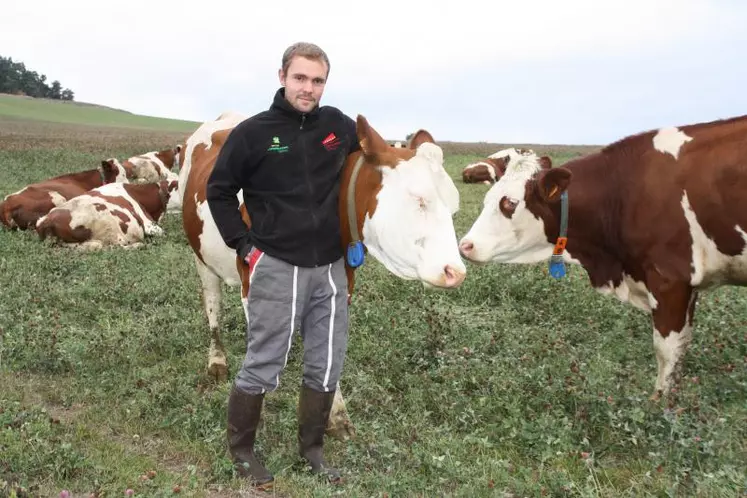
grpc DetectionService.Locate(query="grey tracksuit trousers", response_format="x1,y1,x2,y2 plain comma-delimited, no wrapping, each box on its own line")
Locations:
235,248,349,395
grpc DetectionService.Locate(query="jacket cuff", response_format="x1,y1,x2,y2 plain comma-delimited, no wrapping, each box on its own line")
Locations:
236,237,253,261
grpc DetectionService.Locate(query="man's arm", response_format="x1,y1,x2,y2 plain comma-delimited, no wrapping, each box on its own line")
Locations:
206,128,255,260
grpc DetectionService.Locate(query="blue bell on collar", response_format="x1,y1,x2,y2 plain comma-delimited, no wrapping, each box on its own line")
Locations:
346,241,365,268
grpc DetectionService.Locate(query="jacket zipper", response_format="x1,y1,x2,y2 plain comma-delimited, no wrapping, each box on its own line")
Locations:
299,118,320,265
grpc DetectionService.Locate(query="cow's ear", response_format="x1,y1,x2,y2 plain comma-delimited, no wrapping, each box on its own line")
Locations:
536,167,571,202
539,156,552,169
356,115,389,158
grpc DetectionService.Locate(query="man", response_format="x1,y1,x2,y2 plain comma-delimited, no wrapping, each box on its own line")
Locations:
206,42,359,487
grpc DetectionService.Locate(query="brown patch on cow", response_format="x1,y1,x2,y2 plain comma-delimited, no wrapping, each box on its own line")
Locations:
110,208,131,233
36,209,92,243
94,203,107,211
88,191,146,226
122,182,171,222
182,130,238,263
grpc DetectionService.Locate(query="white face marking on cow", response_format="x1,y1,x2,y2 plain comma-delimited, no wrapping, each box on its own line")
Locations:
179,112,247,204
48,191,67,206
653,321,693,394
595,274,658,312
652,126,693,160
361,143,465,287
681,191,747,287
195,194,244,286
460,153,554,263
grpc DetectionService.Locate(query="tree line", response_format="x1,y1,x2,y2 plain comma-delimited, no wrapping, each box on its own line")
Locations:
0,55,75,101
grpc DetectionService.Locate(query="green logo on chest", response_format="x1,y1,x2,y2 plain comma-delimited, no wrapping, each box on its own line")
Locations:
267,136,289,153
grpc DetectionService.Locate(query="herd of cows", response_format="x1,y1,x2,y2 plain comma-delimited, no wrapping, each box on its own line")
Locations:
2,110,746,438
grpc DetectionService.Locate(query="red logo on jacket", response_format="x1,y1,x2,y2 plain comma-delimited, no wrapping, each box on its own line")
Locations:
322,132,341,151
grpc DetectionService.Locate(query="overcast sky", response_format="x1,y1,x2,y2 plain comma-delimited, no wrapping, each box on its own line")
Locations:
3,0,746,145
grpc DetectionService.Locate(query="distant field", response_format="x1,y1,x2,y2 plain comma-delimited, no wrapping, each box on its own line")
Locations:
0,116,744,497
0,94,200,133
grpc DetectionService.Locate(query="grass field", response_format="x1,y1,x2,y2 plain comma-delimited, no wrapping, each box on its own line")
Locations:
0,94,200,133
0,106,745,497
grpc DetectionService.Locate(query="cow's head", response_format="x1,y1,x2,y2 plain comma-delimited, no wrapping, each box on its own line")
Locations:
158,178,180,218
164,172,182,212
459,151,570,264
99,158,131,184
348,116,465,288
156,145,183,171
462,148,551,185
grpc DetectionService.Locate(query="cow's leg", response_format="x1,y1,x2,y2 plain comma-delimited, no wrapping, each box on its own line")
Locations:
195,255,227,381
649,282,697,401
143,222,164,237
325,381,355,440
68,240,104,251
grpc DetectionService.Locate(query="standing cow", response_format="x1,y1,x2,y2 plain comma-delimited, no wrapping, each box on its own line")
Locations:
459,114,747,399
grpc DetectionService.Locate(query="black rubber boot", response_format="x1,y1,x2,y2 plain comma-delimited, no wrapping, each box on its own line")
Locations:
297,384,342,483
227,385,274,489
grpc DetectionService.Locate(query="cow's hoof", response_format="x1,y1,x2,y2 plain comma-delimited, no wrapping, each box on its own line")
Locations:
325,416,356,441
208,360,228,382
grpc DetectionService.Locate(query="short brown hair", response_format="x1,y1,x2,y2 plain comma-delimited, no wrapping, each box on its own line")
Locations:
281,42,330,76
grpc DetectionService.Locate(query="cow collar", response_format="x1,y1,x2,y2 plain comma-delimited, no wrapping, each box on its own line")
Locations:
548,190,569,279
345,155,366,268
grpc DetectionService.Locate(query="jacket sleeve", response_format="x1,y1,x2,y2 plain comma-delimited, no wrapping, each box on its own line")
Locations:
206,127,255,259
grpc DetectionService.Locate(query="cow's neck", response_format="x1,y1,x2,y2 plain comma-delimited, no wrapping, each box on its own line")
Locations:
552,154,628,287
125,183,164,220
339,152,383,296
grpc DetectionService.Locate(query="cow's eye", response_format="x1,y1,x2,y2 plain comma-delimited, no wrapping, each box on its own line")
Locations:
499,196,518,218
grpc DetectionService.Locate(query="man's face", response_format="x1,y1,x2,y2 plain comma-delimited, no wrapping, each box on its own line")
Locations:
278,56,328,113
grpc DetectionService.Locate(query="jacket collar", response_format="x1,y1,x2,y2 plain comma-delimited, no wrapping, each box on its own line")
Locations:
270,87,321,124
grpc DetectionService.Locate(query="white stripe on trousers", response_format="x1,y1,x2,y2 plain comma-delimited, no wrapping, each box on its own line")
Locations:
270,264,298,393
322,263,338,392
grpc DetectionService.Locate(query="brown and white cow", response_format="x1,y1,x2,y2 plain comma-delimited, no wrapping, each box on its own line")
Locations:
462,148,551,184
35,180,178,250
0,159,130,230
179,112,466,439
459,114,747,399
122,145,183,184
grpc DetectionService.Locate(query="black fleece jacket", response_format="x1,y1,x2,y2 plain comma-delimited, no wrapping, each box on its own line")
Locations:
206,88,360,267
